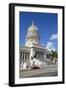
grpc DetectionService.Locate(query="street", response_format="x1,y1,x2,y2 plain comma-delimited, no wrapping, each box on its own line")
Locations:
19,65,58,78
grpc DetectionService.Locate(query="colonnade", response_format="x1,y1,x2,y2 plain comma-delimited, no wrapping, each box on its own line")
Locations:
20,51,29,61
36,51,44,60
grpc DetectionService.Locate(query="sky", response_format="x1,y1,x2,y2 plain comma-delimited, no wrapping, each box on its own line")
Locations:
19,12,58,51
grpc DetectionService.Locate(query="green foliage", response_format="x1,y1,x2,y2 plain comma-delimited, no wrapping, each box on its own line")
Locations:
51,50,58,60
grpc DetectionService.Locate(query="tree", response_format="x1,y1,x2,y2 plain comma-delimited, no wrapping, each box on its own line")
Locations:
51,50,58,63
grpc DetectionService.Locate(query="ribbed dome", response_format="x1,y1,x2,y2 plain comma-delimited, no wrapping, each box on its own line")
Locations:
28,21,38,31
25,21,40,46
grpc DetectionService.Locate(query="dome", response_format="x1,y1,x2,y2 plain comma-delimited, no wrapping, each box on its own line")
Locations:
25,21,40,46
28,21,38,31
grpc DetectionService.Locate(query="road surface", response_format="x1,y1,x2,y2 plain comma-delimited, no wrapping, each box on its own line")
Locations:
19,65,58,78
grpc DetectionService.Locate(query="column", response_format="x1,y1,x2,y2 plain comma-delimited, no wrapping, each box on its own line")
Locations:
24,52,26,60
41,52,42,61
26,52,27,60
30,48,35,59
38,53,39,59
40,52,42,60
42,52,44,60
24,53,25,60
39,52,41,61
27,52,28,60
25,52,26,60
37,52,38,59
43,52,44,61
28,53,29,59
41,53,42,60
27,52,31,69
21,52,23,59
39,52,40,60
44,51,46,61
38,52,39,59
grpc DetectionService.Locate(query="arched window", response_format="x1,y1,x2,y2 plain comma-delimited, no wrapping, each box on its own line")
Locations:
32,31,33,34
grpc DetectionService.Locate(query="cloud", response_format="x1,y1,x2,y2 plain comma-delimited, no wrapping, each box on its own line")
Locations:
46,42,56,51
46,42,53,48
50,33,57,40
46,33,57,51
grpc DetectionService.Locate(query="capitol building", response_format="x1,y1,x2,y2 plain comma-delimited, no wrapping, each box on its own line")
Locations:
19,21,52,70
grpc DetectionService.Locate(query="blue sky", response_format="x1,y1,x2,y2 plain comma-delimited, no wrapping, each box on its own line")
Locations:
19,12,58,51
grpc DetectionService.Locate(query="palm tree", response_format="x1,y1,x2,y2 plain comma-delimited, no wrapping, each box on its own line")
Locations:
51,50,58,63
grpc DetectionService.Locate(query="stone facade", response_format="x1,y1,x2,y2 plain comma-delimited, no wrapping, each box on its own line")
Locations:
20,21,51,70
